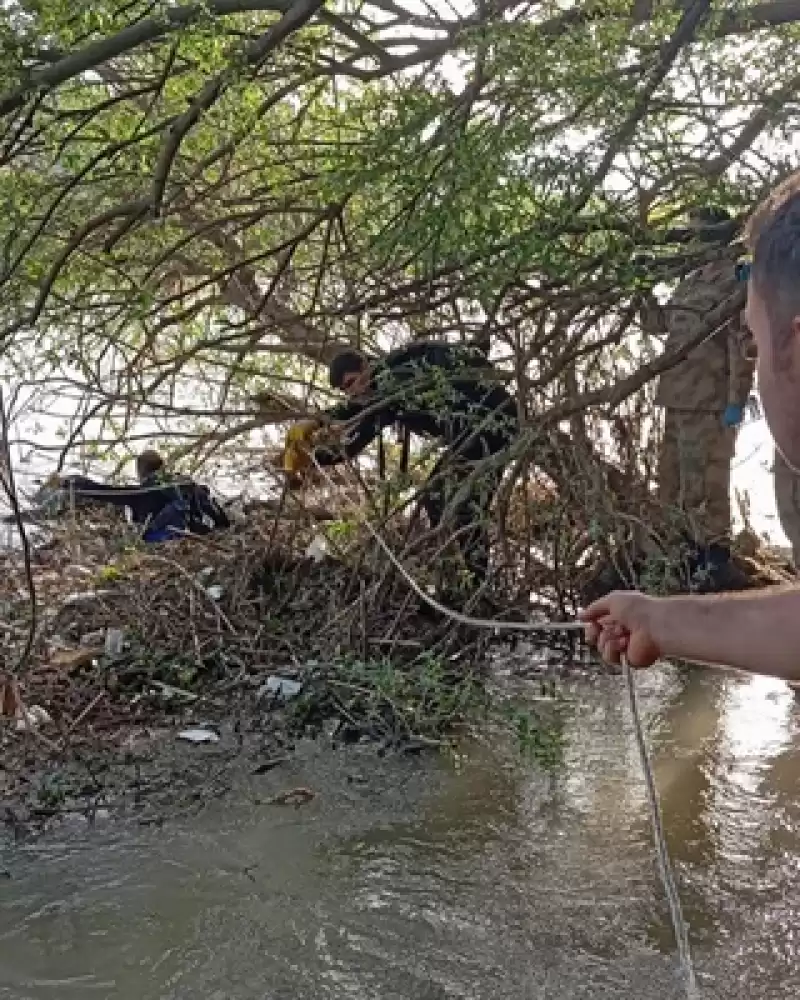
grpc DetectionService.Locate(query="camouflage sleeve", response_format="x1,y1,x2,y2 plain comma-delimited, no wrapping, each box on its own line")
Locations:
727,322,756,408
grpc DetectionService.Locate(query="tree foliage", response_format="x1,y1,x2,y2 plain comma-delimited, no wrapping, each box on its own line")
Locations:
0,0,797,485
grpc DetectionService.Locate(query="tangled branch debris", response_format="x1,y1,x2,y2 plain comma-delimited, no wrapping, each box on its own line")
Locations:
0,461,793,837
0,495,574,836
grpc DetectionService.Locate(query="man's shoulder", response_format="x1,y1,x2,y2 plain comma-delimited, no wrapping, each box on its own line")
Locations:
384,340,481,372
326,397,366,421
673,255,740,301
384,341,437,367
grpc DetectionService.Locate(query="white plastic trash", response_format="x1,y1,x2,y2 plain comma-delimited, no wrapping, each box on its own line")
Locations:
305,534,328,562
14,705,53,731
105,629,124,656
260,676,303,701
177,728,220,744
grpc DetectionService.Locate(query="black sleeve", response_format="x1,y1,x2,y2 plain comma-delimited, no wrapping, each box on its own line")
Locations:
341,411,385,458
324,399,365,423
61,476,147,510
314,399,390,465
313,444,346,467
314,416,382,465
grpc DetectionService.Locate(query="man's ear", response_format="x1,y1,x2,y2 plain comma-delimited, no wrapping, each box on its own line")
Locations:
355,367,371,393
791,314,800,341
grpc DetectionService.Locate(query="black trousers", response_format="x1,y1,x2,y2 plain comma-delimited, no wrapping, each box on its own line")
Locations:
420,433,511,587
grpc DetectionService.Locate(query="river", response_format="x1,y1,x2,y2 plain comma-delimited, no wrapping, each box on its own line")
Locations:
1,664,798,999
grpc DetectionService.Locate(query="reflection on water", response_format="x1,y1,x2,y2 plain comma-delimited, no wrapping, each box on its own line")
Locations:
1,667,799,999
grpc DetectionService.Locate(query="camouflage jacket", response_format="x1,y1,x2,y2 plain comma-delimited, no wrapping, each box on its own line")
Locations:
655,258,755,413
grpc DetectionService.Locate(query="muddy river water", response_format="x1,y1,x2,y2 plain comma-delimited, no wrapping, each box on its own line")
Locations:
1,664,798,1000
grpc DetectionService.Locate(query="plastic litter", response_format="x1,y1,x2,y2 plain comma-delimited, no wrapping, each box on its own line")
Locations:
259,675,303,701
79,629,105,647
150,681,198,702
305,534,328,562
14,705,53,731
105,628,124,656
177,728,220,744
63,589,116,606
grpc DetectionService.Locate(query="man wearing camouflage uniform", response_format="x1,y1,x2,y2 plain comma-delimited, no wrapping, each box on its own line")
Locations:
655,213,756,587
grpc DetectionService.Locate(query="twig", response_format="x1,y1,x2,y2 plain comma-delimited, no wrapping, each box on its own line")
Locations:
0,387,36,672
68,690,108,733
0,0,295,117
311,457,583,634
140,552,238,633
151,0,324,216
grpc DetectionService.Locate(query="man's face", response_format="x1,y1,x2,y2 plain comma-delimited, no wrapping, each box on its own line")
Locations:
341,364,370,398
746,280,800,470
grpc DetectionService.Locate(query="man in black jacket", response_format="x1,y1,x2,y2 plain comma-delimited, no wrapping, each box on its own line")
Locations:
314,341,519,593
55,450,230,542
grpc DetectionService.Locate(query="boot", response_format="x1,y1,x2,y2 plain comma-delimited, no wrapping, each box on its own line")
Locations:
688,542,752,593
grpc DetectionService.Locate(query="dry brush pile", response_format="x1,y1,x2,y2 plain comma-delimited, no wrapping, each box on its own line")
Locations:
0,449,790,747
0,481,554,815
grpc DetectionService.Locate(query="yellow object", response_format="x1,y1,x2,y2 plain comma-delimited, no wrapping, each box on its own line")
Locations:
283,420,319,475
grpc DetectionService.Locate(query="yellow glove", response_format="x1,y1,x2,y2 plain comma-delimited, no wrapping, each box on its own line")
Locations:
283,420,320,475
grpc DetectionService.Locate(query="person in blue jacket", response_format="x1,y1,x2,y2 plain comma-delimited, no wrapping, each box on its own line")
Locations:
57,450,230,543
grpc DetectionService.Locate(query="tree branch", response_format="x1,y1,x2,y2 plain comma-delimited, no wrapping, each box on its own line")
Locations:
151,0,325,216
0,0,294,117
3,199,151,345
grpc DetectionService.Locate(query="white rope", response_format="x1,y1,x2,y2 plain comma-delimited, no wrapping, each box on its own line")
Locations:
310,455,584,633
309,456,698,995
622,655,699,998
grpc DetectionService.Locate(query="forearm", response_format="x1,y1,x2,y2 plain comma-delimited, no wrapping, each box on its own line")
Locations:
64,479,137,508
651,587,800,680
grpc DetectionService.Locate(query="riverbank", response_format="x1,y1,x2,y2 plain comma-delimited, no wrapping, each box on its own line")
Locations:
3,501,794,842
0,513,577,840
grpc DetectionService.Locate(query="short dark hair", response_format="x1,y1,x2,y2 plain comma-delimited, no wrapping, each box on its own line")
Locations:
329,349,366,390
136,449,164,481
746,173,800,349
